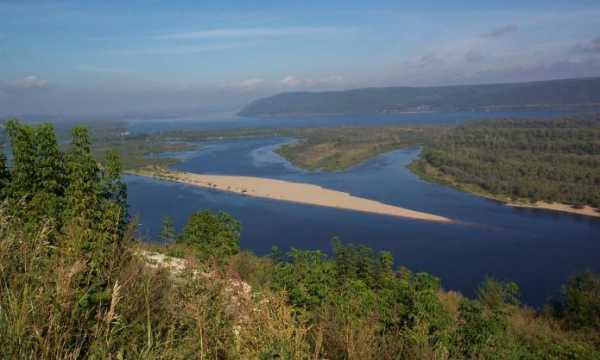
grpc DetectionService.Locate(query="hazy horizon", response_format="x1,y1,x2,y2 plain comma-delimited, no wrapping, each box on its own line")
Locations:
2,0,600,118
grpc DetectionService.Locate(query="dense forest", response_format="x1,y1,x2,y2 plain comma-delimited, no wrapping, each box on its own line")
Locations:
1,120,600,358
411,114,600,209
239,77,600,116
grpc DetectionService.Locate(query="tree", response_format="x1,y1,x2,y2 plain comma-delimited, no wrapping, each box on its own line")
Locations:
0,151,9,199
477,278,520,310
551,271,600,330
5,119,36,201
30,123,66,221
271,248,336,310
4,120,66,223
159,215,176,244
99,150,128,235
453,299,516,358
177,210,241,262
64,126,101,224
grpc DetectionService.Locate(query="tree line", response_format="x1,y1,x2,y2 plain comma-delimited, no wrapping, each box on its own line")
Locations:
412,115,600,208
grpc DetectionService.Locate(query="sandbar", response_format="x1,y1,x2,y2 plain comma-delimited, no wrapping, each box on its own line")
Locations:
134,168,454,224
507,201,600,219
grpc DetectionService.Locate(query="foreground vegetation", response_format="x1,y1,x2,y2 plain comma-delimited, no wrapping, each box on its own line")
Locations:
2,120,600,358
410,115,600,210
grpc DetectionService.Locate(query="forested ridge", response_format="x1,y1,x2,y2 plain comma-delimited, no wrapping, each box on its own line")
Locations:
239,77,600,116
411,114,600,208
1,120,600,358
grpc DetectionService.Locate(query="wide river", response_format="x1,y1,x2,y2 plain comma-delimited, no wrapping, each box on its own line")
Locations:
125,111,600,306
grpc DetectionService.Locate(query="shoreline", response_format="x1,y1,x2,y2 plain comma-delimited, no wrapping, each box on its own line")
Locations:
408,161,600,219
507,201,600,219
132,167,455,224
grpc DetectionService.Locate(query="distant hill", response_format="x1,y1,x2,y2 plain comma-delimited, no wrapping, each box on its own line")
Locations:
238,77,600,117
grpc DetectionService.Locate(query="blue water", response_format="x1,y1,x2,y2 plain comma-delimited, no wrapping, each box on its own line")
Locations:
126,136,600,306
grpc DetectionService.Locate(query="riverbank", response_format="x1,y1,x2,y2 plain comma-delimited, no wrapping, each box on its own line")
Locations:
408,161,600,219
507,202,600,218
131,167,455,223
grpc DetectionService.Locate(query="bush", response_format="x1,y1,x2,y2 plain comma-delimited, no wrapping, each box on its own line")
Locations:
177,210,241,263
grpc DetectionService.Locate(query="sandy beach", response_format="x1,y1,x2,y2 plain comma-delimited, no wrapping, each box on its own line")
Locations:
507,201,600,219
135,168,454,224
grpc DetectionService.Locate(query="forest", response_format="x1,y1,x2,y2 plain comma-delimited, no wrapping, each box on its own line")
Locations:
411,114,600,209
238,77,600,116
1,119,600,359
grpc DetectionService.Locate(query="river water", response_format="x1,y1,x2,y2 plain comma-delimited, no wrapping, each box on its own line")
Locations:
126,133,600,306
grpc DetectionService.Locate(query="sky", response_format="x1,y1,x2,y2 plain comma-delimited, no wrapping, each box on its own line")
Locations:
1,0,600,118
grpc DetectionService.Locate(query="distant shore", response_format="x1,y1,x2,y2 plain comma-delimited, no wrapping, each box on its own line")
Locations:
132,167,455,224
408,162,600,219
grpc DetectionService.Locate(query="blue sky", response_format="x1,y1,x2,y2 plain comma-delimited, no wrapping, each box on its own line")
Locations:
1,0,600,117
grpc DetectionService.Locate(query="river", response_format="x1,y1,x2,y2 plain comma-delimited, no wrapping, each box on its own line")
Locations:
126,133,600,306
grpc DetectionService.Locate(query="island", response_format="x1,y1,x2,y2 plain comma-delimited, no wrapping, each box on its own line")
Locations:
409,115,600,218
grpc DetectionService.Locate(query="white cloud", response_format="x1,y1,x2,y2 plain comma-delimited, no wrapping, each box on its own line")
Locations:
238,78,266,90
11,75,48,89
280,75,345,89
280,75,302,87
157,26,348,40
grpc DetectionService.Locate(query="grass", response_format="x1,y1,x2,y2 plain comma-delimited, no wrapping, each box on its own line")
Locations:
91,139,195,170
274,126,447,171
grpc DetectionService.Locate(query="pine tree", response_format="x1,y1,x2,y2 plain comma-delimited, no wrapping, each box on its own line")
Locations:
159,215,175,244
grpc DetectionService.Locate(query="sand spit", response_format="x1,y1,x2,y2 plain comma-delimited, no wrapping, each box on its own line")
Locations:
135,168,454,224
507,201,600,219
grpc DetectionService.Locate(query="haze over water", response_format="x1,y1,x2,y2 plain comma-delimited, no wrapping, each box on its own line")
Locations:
126,112,600,306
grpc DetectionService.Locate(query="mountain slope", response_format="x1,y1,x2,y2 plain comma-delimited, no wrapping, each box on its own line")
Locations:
238,77,600,116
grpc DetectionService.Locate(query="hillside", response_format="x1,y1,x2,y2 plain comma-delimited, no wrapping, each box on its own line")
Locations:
238,77,600,116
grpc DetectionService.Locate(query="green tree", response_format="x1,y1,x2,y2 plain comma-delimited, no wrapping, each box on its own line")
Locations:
5,119,36,202
551,271,600,330
268,245,286,263
376,250,394,288
177,210,241,262
99,150,128,235
271,248,336,310
452,299,516,358
64,126,101,225
30,123,67,221
0,151,9,199
477,278,520,310
159,215,176,244
4,120,66,223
